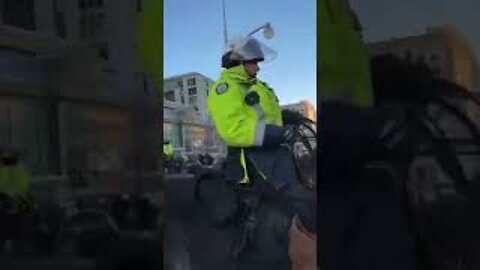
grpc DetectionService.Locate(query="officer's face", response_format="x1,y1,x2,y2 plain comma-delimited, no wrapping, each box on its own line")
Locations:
244,61,260,77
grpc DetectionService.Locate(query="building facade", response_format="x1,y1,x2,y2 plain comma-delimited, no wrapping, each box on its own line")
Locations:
163,72,225,154
368,25,480,193
0,0,158,181
281,100,317,122
368,25,478,92
164,72,214,124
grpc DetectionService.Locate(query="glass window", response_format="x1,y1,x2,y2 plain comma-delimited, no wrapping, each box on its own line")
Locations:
164,123,181,148
53,1,66,38
189,96,197,105
177,80,183,88
165,91,175,102
2,0,36,30
188,87,197,96
98,46,109,60
183,125,206,151
187,78,196,86
0,100,51,175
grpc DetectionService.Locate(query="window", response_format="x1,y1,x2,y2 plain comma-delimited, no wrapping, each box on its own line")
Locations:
53,0,66,38
176,80,183,88
54,14,66,38
2,0,36,30
98,46,109,60
189,96,197,105
79,12,104,38
165,91,175,102
188,87,197,96
187,78,196,86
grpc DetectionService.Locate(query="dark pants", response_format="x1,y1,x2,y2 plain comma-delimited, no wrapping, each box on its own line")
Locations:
319,102,417,270
243,146,317,232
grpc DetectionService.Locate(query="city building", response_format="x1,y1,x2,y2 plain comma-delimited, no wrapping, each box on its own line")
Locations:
368,25,480,190
163,100,207,152
281,100,317,121
164,72,214,124
0,0,158,181
163,72,225,154
368,24,478,92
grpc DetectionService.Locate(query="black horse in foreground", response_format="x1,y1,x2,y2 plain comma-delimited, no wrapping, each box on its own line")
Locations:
370,54,480,270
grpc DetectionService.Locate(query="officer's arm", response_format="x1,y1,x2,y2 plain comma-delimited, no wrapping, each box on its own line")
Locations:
208,83,265,147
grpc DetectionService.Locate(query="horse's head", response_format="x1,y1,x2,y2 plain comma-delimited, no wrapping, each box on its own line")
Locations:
282,109,317,190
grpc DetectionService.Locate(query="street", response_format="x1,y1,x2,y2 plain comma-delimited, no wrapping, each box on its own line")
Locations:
164,173,292,270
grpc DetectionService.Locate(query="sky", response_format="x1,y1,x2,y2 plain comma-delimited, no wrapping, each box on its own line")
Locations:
351,0,480,60
163,0,317,107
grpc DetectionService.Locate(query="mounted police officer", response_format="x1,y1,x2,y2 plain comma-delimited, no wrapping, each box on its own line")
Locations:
163,140,174,173
163,140,174,159
207,35,316,268
0,145,33,253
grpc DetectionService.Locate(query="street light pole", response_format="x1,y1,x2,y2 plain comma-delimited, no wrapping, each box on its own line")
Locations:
221,0,228,46
246,23,275,39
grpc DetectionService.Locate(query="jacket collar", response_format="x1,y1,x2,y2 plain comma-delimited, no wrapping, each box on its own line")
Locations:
221,65,257,85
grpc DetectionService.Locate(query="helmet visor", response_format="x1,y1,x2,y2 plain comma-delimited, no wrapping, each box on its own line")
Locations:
225,36,277,64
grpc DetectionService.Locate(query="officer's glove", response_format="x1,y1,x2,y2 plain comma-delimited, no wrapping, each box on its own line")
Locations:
263,124,297,146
